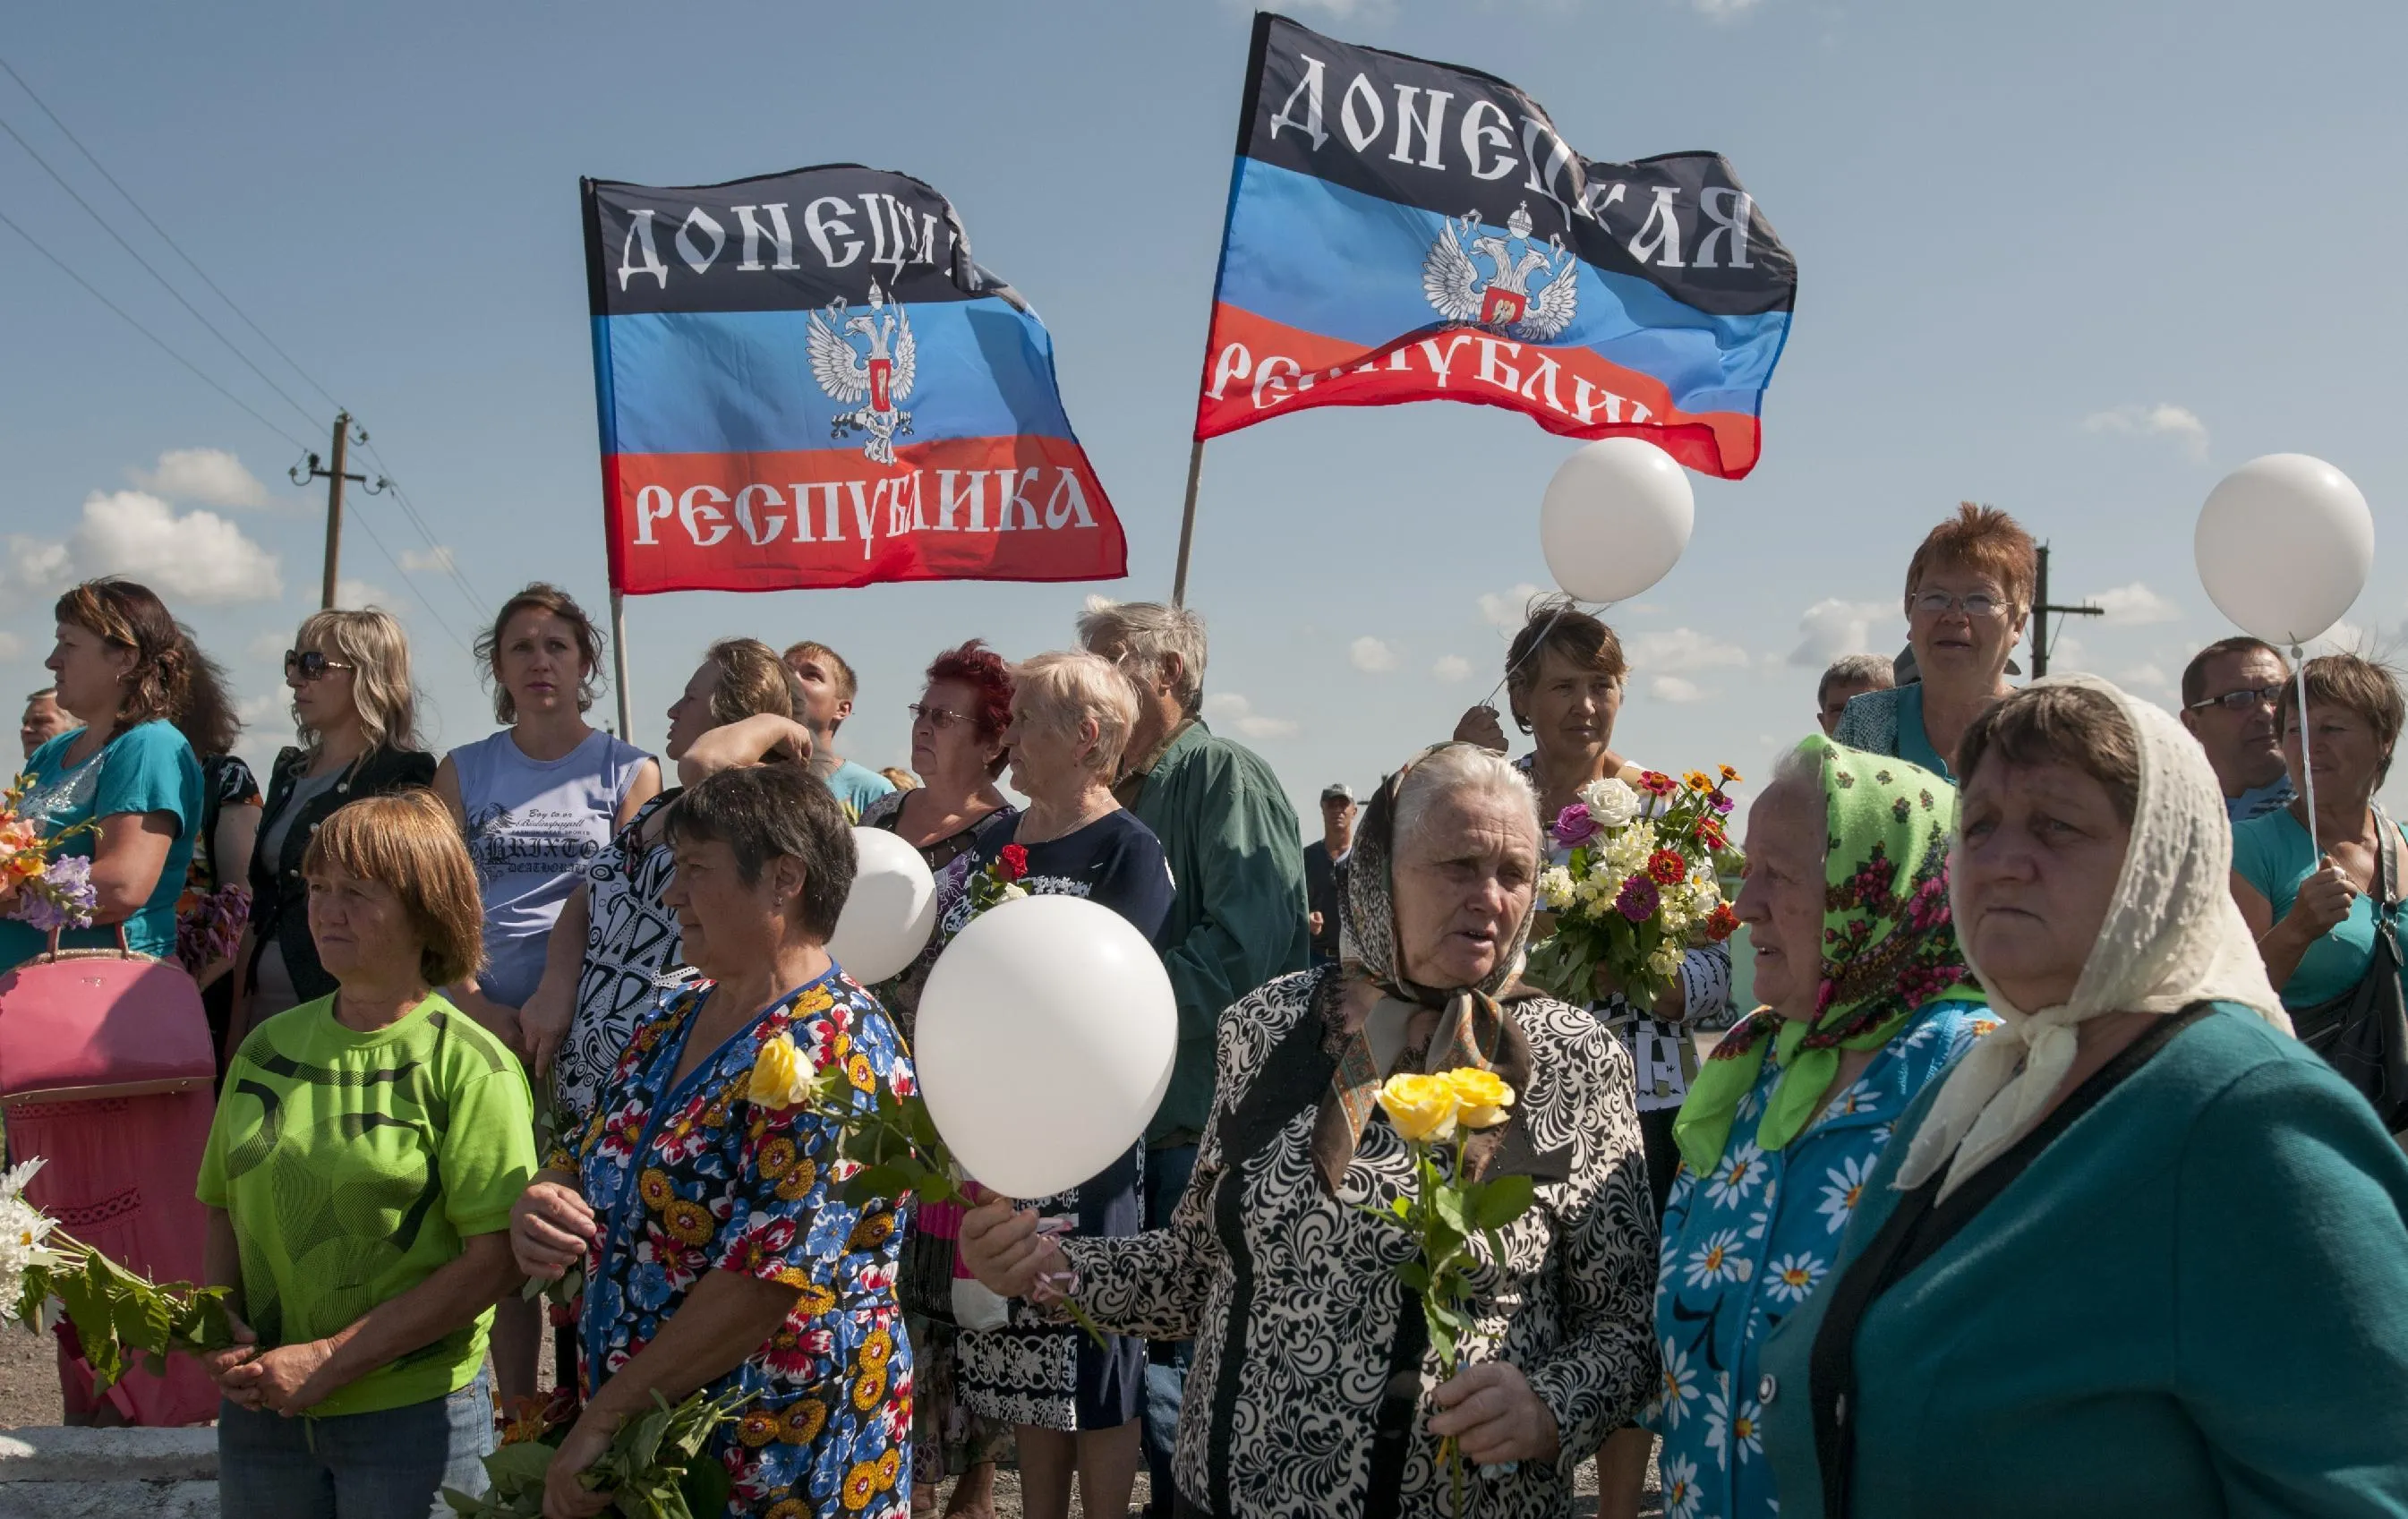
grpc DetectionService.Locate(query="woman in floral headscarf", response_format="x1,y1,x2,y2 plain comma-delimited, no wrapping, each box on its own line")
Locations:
1642,738,1992,1519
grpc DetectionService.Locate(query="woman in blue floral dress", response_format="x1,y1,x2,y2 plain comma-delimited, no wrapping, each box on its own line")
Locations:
1645,738,1993,1519
512,765,916,1519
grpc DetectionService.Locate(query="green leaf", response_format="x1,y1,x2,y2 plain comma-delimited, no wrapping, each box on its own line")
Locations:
482,1440,559,1488
678,1450,731,1519
1466,1173,1536,1231
1424,1307,1459,1367
1431,1187,1468,1233
1395,1262,1431,1293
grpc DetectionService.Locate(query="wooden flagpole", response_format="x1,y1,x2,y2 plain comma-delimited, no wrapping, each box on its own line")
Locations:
1171,439,1208,608
611,590,634,741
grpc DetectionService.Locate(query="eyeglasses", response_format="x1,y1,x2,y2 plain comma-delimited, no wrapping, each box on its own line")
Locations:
2186,684,2284,714
1910,590,2011,619
908,703,976,731
284,650,355,681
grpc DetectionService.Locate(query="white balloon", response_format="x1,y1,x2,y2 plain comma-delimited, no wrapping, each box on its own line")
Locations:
2195,454,2374,646
914,894,1176,1199
1539,438,1696,604
825,828,938,985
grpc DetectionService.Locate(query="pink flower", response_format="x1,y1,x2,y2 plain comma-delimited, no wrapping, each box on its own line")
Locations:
1551,804,1601,849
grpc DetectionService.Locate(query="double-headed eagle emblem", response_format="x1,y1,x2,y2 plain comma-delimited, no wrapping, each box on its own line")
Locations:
807,281,918,465
1422,201,1580,343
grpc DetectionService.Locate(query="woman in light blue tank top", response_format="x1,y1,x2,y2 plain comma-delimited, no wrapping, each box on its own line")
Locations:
435,585,658,1411
435,585,660,1044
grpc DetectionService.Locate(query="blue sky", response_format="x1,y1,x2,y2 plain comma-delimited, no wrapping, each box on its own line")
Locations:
4,0,2404,824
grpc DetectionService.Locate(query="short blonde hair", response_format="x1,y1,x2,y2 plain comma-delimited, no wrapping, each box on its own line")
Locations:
292,608,420,754
302,790,484,986
1012,651,1139,778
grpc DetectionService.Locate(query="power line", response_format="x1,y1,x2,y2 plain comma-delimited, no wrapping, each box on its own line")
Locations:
357,435,490,614
0,202,312,453
340,497,478,660
0,52,346,417
0,108,325,435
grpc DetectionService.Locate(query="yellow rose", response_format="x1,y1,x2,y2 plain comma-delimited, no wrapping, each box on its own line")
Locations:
1442,1068,1516,1131
1377,1072,1458,1144
750,1034,812,1111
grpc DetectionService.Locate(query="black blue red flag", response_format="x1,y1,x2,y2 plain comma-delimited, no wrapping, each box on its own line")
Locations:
583,166,1124,594
1196,14,1797,478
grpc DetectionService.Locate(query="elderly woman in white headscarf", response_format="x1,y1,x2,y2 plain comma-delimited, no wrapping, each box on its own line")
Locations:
1756,678,2408,1519
957,742,1658,1519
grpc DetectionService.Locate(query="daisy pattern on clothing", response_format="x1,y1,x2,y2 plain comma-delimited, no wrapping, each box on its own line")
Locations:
1648,999,1994,1519
1819,1154,1874,1234
1655,1337,1702,1429
1763,1251,1826,1304
1684,1229,1753,1290
1661,1453,1704,1519
1703,1141,1768,1209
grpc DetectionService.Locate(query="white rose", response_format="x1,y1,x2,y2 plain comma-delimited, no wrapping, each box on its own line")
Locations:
1580,777,1642,829
996,883,1029,902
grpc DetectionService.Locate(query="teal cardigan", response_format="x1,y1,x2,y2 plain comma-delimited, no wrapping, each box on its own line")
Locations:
1760,1001,2408,1518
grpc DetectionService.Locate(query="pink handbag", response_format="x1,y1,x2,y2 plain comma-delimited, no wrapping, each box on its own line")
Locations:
0,928,216,1104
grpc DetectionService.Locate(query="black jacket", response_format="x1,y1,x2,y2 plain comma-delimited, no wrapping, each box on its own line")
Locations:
244,744,437,1004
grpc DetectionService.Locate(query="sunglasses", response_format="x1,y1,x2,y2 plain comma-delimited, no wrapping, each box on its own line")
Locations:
284,650,356,681
1909,590,2010,619
2185,684,2283,714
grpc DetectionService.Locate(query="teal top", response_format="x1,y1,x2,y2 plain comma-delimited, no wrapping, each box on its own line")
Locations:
2233,808,2408,1009
1829,685,1951,781
1759,1001,2408,1519
823,758,895,820
1,721,201,969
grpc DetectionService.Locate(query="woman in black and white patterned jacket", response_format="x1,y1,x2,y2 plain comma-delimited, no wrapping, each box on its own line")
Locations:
962,741,1658,1519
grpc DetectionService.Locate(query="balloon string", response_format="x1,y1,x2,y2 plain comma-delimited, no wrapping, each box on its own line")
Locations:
2293,644,2319,857
1476,599,1593,714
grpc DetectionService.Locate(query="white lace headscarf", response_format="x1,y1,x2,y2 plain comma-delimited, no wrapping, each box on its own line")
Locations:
1895,675,2290,1201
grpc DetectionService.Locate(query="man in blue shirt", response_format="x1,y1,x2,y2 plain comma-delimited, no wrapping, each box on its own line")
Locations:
782,639,895,818
2180,636,2294,824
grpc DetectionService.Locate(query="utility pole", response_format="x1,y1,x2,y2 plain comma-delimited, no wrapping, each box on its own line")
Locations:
2028,542,2105,678
290,412,386,609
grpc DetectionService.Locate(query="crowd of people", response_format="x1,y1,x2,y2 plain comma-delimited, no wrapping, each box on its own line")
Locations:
5,496,2408,1517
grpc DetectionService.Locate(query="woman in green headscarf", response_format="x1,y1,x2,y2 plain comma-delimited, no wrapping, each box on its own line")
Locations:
1641,738,1992,1519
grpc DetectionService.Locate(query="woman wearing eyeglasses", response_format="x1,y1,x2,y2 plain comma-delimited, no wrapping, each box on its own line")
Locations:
858,641,1019,1519
235,609,434,1039
1832,504,2035,780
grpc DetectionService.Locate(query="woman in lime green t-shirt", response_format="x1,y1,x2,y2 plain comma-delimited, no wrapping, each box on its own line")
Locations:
198,790,534,1517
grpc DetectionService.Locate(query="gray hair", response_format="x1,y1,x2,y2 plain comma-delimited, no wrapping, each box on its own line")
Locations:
1012,650,1139,778
1817,653,1895,706
1077,599,1208,713
1394,744,1541,854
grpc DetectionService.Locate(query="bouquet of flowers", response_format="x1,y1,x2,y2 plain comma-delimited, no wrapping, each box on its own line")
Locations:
1523,769,1744,1007
1370,1068,1537,1516
1,775,98,934
443,1385,747,1519
0,1158,237,1390
963,842,1030,912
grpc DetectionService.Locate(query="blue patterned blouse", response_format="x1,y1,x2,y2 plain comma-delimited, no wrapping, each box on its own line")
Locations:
1646,999,1992,1519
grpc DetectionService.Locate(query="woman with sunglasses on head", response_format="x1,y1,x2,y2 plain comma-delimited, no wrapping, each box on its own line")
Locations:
235,610,434,1040
1832,504,2035,781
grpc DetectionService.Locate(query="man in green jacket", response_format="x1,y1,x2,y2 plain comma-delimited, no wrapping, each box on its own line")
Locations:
1078,599,1310,1516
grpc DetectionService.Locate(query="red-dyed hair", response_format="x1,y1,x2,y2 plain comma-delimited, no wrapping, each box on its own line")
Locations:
925,640,1014,775
1903,502,2037,613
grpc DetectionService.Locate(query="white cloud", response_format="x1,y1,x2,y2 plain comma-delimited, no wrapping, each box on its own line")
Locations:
1788,598,1896,668
1431,654,1473,684
246,630,289,662
1628,627,1749,676
0,632,21,661
2118,663,2177,704
2081,403,2209,461
1479,584,1550,631
336,578,396,610
2312,620,2370,657
2088,582,2182,626
1349,636,1398,674
1202,691,1299,740
1689,0,1764,17
128,448,273,509
1651,676,1708,704
238,692,288,727
400,546,456,575
13,491,282,604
